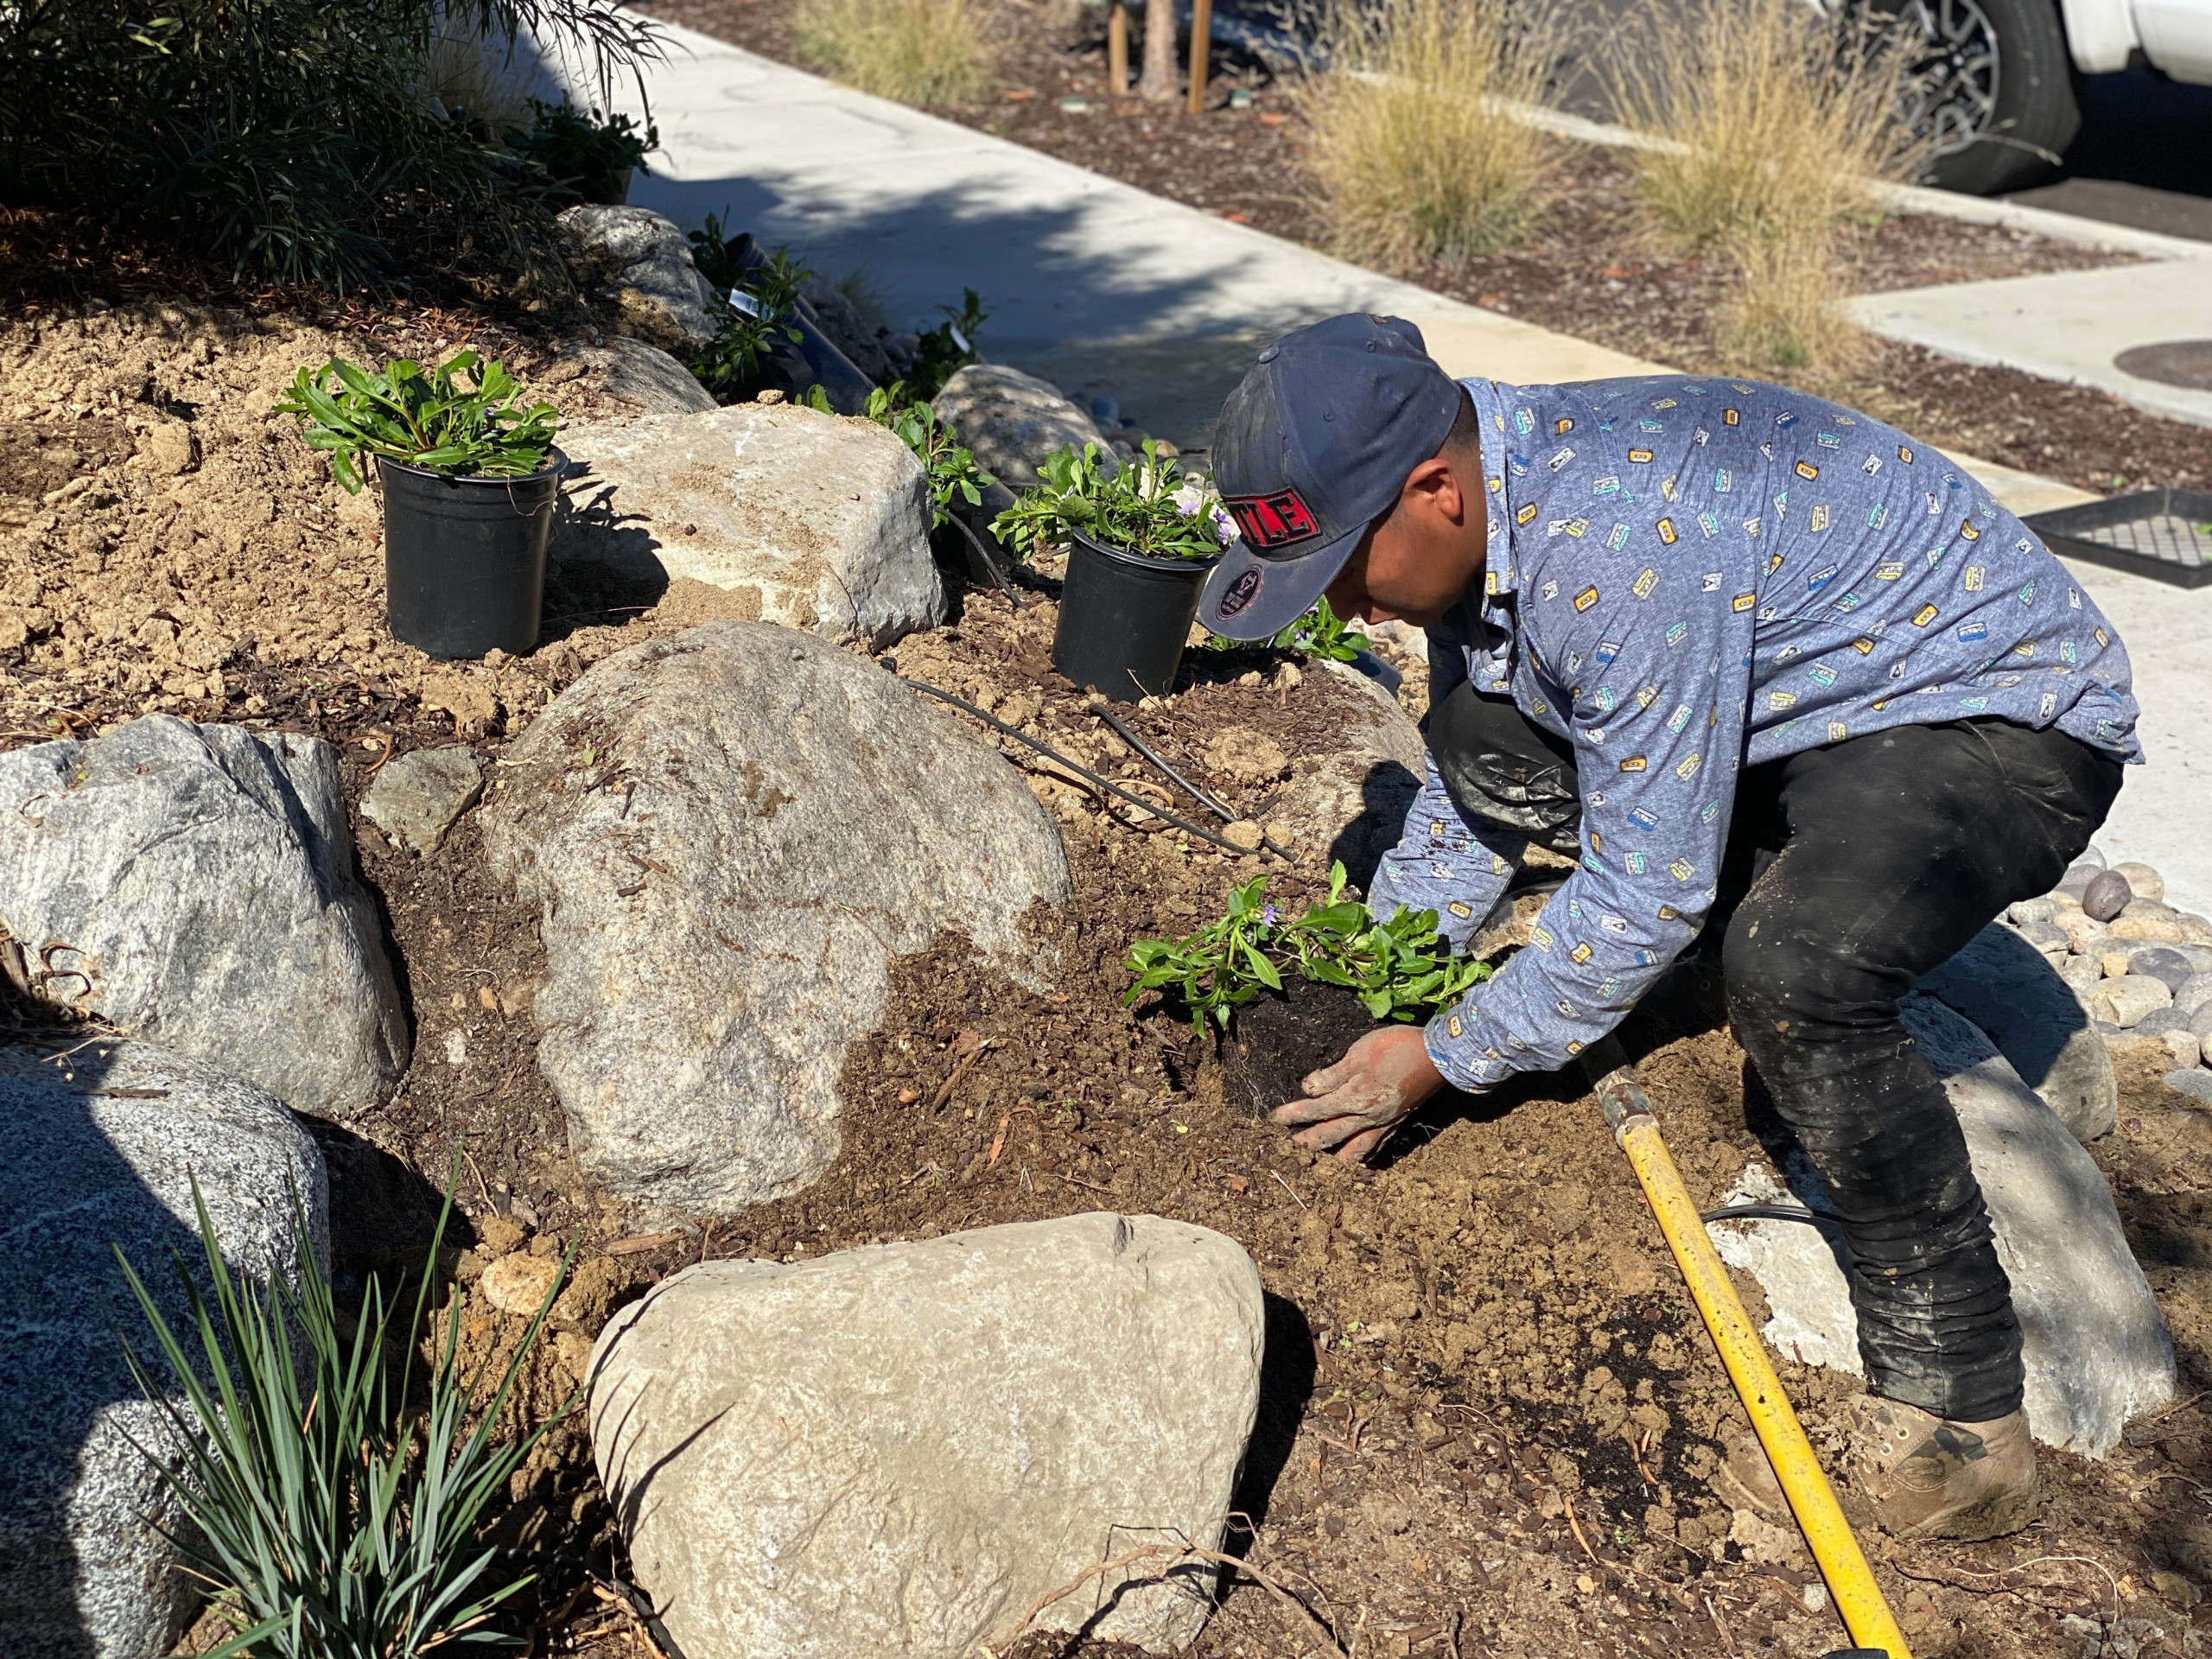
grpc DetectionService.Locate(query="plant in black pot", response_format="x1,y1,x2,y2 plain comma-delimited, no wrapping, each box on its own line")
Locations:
276,352,563,660
992,441,1233,701
505,99,658,204
1125,862,1491,1120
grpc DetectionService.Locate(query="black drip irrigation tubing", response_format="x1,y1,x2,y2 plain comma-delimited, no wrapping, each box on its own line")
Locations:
1699,1201,1847,1232
1085,700,1297,861
890,671,1291,862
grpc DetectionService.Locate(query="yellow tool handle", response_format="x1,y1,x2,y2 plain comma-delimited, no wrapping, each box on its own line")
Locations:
1586,1041,1911,1659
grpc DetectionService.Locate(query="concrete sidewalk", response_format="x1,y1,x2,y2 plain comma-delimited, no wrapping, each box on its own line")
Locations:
603,22,2210,914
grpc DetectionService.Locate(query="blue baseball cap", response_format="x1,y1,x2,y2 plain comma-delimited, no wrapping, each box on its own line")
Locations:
1198,314,1464,641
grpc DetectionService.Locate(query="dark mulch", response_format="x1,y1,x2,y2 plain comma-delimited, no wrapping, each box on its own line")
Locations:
649,0,2212,495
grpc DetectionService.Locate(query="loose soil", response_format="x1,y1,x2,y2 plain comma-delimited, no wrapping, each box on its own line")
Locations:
651,0,2212,497
4,185,2210,1659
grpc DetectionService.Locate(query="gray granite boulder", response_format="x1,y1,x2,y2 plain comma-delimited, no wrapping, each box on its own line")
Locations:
1917,920,2118,1142
590,1213,1264,1659
0,718,409,1119
0,1041,327,1659
555,404,943,650
556,206,724,353
482,622,1069,1216
931,364,1112,488
1709,994,2172,1459
1279,658,1428,891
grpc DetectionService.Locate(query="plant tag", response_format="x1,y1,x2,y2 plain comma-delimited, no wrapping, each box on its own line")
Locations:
947,323,970,353
728,289,764,319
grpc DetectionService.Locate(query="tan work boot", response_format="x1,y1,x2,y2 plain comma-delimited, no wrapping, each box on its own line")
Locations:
1843,1395,2037,1541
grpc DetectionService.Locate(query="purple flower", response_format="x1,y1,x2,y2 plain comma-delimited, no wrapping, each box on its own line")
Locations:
1262,904,1280,926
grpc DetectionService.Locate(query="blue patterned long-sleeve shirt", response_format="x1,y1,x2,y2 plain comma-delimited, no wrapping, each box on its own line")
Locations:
1376,373,2140,1093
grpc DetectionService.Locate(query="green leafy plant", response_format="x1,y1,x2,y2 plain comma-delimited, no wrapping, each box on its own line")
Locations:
864,381,994,527
1126,861,1491,1033
115,1170,575,1657
276,349,560,493
1209,594,1370,661
992,441,1233,564
685,208,750,293
903,288,987,400
504,98,656,204
691,245,812,402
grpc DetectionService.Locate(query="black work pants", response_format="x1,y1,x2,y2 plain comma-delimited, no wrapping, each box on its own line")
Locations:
1427,682,2124,1422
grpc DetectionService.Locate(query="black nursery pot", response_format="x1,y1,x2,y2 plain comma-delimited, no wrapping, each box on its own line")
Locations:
1050,528,1217,702
378,449,565,659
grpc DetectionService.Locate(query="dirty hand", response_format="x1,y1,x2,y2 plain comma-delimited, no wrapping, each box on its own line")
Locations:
1270,1025,1446,1163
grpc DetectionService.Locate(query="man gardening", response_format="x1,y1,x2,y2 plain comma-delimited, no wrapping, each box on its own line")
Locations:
1199,314,2138,1543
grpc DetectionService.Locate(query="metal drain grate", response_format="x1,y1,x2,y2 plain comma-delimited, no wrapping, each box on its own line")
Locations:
2024,488,2212,590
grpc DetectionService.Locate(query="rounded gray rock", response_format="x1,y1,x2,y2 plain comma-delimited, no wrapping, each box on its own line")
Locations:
2165,1069,2212,1105
2133,1006,2191,1038
0,1041,327,1658
2128,947,2197,994
2082,868,2134,923
2177,971,2212,1021
2114,861,2164,902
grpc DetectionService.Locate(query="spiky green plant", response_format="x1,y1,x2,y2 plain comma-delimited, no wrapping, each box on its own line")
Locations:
115,1172,574,1657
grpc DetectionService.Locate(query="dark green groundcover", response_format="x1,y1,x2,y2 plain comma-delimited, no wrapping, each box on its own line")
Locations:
0,0,660,292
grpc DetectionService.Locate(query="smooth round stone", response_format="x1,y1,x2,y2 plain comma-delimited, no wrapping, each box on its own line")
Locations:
2164,1069,2212,1106
2059,956,2107,995
2164,1031,2203,1071
2015,918,2069,952
2130,947,2197,992
2092,974,2172,1028
2082,869,2134,923
2100,951,2134,979
2059,911,2110,952
2056,863,2102,900
2009,897,2061,927
2112,908,2212,946
2114,861,2164,903
2177,971,2212,1020
2135,1006,2191,1037
2193,1001,2212,1045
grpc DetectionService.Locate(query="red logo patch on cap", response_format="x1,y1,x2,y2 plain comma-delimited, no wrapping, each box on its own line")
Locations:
1225,488,1320,551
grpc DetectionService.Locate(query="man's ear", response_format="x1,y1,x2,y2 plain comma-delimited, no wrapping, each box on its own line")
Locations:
1403,454,1468,526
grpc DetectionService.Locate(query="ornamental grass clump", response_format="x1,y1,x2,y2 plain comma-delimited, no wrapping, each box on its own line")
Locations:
115,1173,573,1658
992,442,1235,563
1128,861,1491,1033
1611,0,1926,372
794,0,999,108
1299,0,1567,270
276,350,559,491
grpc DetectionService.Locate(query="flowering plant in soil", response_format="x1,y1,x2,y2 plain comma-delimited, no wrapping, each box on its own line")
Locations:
1126,860,1490,1033
991,440,1236,563
1209,594,1370,663
276,351,558,493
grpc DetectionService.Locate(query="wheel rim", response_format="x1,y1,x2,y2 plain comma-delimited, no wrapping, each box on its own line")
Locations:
1896,0,2003,156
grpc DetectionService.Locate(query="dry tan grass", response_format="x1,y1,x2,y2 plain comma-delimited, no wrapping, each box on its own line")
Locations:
1298,0,1568,270
1611,0,1925,372
794,0,1000,108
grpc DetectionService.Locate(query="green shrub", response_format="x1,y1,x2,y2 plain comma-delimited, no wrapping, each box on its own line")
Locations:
794,0,999,108
865,383,995,528
1209,594,1369,663
116,1174,573,1657
276,350,560,492
504,99,657,205
1126,861,1491,1033
0,0,662,291
690,245,811,403
903,289,987,400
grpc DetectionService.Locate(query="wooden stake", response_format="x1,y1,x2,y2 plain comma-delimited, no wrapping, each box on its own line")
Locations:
1108,0,1128,95
1186,0,1213,112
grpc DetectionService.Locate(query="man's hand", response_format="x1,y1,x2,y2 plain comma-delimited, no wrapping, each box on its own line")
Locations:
1270,1024,1448,1163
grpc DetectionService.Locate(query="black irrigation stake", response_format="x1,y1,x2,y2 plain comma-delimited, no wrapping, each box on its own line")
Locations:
890,671,1288,861
1084,700,1296,862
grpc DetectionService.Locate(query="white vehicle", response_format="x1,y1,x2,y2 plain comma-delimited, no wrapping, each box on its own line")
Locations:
1885,0,2212,192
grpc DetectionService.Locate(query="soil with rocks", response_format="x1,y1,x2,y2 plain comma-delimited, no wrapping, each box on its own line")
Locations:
7,271,2212,1659
651,0,2212,497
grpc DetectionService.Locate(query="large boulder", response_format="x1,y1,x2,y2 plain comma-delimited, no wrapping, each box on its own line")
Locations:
0,1040,328,1659
590,1213,1265,1659
1269,658,1427,889
1708,993,2172,1459
550,334,719,415
0,717,409,1120
931,364,1112,487
555,404,944,650
1917,921,2119,1142
480,622,1070,1216
556,205,724,353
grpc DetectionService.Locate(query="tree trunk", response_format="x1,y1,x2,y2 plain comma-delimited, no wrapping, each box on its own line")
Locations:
1137,0,1179,100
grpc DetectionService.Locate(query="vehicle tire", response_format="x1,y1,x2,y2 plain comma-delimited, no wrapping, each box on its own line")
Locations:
1892,0,2082,194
